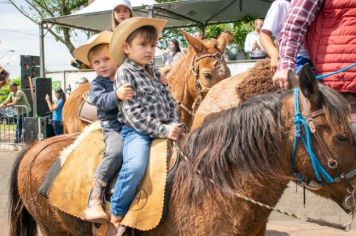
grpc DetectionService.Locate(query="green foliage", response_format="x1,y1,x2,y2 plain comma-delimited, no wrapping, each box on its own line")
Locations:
0,77,22,103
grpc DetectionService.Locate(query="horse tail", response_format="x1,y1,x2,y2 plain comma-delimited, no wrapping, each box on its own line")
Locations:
9,144,38,236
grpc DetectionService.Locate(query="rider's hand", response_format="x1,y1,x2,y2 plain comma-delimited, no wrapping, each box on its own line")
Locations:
45,94,50,101
116,83,133,101
160,74,168,85
167,123,183,141
272,69,291,90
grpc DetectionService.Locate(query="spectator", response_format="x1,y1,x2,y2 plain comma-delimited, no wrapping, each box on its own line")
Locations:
161,38,182,66
111,0,133,30
259,0,310,73
244,18,266,59
45,88,66,135
272,0,356,94
0,82,31,143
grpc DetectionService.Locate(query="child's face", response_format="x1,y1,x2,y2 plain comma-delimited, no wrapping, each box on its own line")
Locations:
89,47,118,80
123,35,157,67
114,6,131,24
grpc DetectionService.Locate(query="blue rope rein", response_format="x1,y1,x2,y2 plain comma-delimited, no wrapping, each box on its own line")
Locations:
290,88,335,184
315,63,356,80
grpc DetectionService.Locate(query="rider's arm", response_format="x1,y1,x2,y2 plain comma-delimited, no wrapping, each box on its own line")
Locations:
89,79,119,111
278,0,323,72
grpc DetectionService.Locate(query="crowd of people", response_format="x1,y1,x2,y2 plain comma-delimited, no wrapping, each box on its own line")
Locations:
0,0,355,233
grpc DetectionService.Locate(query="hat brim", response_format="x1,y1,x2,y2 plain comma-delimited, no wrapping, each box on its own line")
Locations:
74,31,113,67
110,17,167,66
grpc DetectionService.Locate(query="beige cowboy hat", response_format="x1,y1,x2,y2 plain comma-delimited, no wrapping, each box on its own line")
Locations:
74,31,113,67
110,17,167,66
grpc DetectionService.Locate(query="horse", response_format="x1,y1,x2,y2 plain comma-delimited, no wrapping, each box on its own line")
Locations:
0,65,10,88
165,31,231,128
9,65,356,235
62,83,90,133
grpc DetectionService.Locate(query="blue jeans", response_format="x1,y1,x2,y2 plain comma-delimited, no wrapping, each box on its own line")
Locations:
94,130,124,184
295,56,313,75
15,114,23,142
110,127,152,217
52,120,63,135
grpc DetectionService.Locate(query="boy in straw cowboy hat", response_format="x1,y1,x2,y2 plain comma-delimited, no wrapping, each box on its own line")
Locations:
109,17,183,228
74,30,133,223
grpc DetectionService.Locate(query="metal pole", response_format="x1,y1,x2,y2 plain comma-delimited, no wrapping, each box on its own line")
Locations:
39,22,45,78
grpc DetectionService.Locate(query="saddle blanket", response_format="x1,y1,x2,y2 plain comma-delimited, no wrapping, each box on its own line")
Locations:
48,121,170,231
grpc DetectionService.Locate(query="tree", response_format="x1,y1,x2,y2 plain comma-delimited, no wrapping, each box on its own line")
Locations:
8,0,88,56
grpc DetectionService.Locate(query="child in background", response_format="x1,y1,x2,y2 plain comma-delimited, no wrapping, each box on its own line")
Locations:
111,0,133,30
74,31,133,223
109,17,182,229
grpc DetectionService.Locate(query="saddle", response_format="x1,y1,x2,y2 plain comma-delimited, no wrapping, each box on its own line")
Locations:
44,122,178,231
78,92,98,123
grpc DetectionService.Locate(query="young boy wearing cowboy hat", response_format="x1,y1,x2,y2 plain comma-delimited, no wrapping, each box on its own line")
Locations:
109,17,183,228
74,30,133,223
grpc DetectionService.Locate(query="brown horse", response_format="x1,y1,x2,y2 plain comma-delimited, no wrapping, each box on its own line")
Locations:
9,65,356,235
166,31,231,128
62,83,90,133
0,65,10,88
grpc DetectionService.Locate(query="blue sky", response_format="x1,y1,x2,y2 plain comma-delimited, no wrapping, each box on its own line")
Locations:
0,1,86,78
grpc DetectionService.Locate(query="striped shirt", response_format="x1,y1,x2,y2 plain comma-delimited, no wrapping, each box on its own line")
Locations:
278,0,323,71
116,58,179,138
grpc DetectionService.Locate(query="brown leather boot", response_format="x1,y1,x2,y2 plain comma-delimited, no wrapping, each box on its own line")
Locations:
82,181,108,223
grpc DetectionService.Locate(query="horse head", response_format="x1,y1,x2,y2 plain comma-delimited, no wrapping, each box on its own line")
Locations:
286,64,356,213
180,30,231,94
0,65,10,88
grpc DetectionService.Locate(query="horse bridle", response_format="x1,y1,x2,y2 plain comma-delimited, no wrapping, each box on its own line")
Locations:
177,52,225,116
291,88,356,210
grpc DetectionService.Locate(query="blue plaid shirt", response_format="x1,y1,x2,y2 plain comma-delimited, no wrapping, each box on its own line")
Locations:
116,58,179,138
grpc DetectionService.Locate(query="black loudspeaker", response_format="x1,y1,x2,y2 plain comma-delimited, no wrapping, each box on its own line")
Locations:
23,116,54,142
22,88,33,117
32,77,52,117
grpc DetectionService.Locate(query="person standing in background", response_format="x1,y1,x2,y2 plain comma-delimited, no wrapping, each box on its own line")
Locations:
0,82,31,143
45,88,66,135
244,18,266,59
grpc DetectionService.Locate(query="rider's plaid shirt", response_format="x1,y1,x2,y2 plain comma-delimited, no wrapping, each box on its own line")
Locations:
278,0,322,71
116,58,178,138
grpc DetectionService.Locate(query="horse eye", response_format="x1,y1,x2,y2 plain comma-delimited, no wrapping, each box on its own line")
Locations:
335,135,350,143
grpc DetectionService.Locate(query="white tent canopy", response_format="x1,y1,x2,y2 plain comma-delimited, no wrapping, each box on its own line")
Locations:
43,0,272,31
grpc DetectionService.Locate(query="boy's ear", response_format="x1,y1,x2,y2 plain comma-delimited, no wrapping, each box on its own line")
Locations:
122,42,129,54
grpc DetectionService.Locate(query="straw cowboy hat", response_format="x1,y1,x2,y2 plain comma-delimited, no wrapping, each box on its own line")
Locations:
110,17,167,66
74,31,113,67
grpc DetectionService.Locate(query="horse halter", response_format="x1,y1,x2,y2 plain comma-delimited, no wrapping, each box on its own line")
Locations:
189,52,225,112
291,88,356,209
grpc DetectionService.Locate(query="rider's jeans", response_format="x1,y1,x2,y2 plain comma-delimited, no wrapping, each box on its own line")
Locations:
94,129,124,185
111,127,152,217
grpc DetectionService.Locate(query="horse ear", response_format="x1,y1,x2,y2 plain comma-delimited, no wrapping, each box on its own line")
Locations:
217,32,233,52
298,64,321,107
180,30,205,54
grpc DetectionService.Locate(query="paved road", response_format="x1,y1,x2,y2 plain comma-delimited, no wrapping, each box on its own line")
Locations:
0,147,355,235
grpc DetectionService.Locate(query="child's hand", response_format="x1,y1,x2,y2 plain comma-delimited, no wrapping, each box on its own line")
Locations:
45,94,50,101
116,83,133,101
160,74,168,85
167,123,183,141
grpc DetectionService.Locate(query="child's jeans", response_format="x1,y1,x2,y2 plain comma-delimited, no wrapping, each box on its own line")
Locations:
111,127,152,217
94,129,124,184
295,56,313,75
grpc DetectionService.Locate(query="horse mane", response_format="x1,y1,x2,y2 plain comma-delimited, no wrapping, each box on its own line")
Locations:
173,92,287,208
172,84,351,210
235,59,278,102
318,84,350,132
